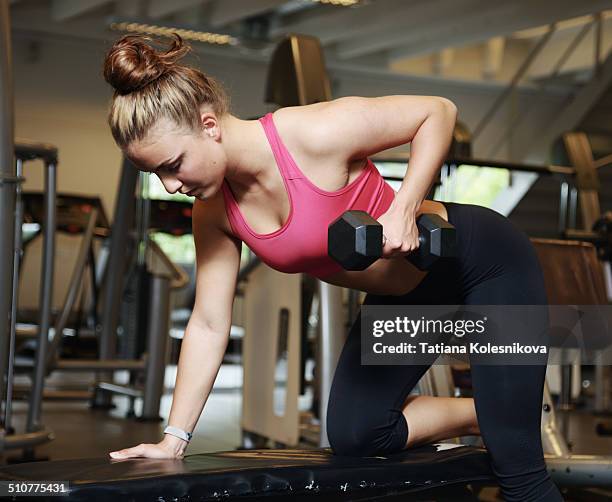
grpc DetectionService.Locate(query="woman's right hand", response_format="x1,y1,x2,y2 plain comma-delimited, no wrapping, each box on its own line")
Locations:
109,435,187,460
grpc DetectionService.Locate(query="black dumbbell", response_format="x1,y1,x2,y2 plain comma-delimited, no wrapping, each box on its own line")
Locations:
328,210,457,271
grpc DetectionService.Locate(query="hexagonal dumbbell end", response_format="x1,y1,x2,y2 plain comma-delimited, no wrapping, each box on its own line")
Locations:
328,210,383,271
408,214,457,270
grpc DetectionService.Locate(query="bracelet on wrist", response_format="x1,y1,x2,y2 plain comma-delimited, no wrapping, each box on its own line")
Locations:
164,425,192,443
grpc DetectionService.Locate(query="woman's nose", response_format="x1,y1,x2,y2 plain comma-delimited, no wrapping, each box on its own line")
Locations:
159,175,182,194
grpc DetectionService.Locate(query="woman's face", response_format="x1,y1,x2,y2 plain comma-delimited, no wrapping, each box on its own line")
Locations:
126,116,226,201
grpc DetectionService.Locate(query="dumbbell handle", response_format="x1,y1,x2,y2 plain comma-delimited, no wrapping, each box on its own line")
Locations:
383,232,427,247
381,214,454,254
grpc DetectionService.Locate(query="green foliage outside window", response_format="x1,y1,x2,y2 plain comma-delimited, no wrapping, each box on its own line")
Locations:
435,165,510,206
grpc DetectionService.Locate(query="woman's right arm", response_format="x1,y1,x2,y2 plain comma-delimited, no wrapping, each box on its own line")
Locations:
110,198,241,459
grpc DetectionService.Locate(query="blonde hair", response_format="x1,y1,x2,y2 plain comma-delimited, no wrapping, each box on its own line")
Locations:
103,34,229,148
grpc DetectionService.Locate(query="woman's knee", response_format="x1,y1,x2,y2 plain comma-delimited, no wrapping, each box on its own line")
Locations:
327,420,378,456
327,408,408,457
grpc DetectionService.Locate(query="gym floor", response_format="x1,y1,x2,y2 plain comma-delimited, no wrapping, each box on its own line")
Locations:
6,362,612,501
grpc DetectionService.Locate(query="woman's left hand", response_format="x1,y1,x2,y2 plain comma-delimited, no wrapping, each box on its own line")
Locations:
376,200,420,259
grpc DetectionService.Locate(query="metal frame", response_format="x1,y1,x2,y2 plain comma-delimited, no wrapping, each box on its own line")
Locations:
472,23,557,141
6,145,57,452
98,157,138,389
542,384,612,486
0,0,15,435
317,283,345,447
4,159,23,435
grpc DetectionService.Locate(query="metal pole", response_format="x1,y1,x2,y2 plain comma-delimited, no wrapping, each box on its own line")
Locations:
318,281,345,447
593,350,610,413
45,208,98,370
487,21,594,160
97,157,137,405
0,0,15,432
559,366,573,413
88,239,110,331
594,12,603,78
27,161,57,432
551,21,593,79
86,242,98,330
569,186,578,230
4,159,24,431
141,274,170,420
346,289,360,328
541,384,571,457
558,181,568,234
137,171,151,268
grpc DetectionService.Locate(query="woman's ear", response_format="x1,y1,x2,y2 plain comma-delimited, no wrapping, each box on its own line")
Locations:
200,112,220,140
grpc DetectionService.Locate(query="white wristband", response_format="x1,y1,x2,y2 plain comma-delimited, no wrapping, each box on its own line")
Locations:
164,425,193,442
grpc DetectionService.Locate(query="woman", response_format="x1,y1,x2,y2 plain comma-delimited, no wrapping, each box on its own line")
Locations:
105,35,561,501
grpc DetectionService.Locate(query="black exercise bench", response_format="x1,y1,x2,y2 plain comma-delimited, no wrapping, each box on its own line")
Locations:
0,444,495,501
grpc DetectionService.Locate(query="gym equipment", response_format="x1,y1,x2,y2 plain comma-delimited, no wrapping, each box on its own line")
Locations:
0,5,14,421
265,34,331,109
1,4,57,457
530,239,612,486
560,132,602,231
16,192,109,327
564,212,612,264
556,133,612,425
554,131,612,242
0,444,495,501
328,210,457,271
534,239,609,417
148,199,193,236
542,383,612,486
591,212,612,261
9,193,108,407
13,187,183,421
86,159,189,420
2,158,188,465
1,140,58,458
241,265,302,446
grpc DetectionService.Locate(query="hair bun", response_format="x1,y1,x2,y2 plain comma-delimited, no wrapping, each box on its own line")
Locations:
104,34,191,95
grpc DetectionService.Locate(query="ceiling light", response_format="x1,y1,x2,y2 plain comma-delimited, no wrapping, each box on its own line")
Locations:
109,21,239,46
313,0,360,6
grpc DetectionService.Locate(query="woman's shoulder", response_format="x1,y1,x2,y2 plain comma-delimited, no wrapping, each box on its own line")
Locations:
272,100,334,129
271,101,341,159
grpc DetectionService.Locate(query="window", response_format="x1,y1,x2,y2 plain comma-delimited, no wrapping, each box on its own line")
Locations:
373,161,510,207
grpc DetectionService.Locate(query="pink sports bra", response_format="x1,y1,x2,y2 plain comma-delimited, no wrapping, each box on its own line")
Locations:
220,112,396,279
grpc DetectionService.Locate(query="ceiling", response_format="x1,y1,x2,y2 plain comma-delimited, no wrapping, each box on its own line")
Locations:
8,0,612,87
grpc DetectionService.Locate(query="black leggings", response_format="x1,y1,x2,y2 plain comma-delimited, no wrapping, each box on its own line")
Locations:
326,202,563,501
